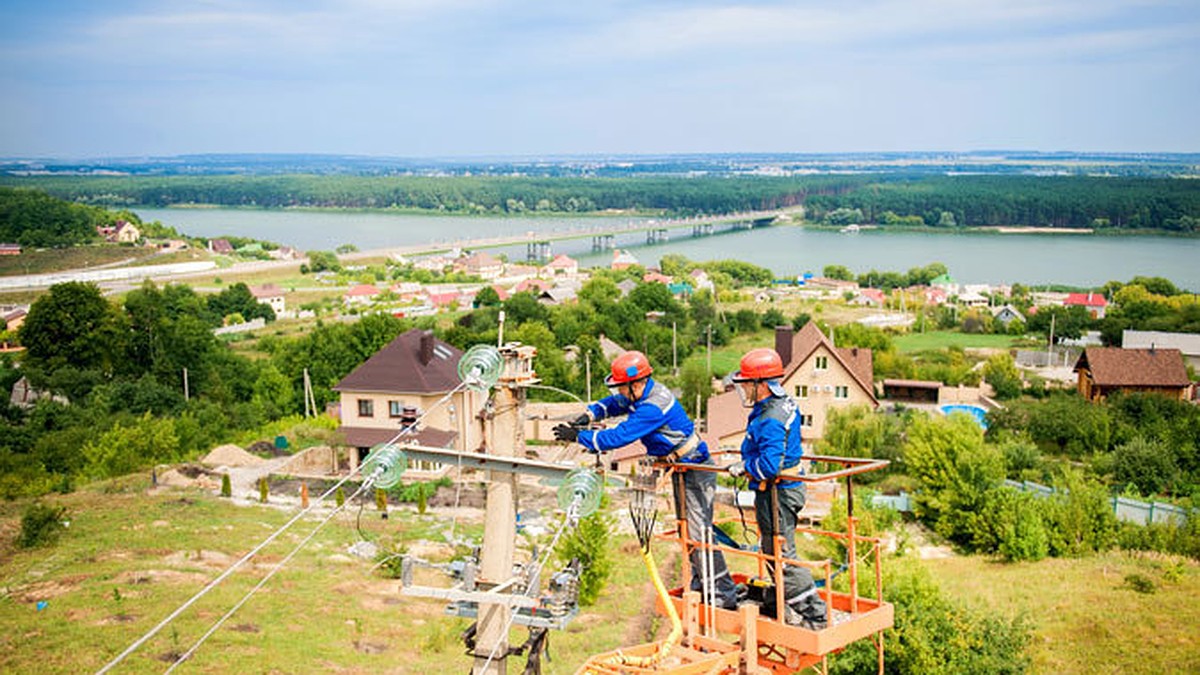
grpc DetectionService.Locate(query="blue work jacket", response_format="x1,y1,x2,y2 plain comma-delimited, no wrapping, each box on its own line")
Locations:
577,378,709,463
740,394,804,490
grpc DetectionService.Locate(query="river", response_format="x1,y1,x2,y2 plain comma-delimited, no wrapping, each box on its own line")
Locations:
135,207,1200,291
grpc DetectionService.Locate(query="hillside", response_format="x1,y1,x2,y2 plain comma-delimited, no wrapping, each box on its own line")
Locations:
3,476,1198,673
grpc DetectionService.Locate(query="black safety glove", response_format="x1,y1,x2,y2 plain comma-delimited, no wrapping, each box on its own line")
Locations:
570,413,592,427
553,424,579,443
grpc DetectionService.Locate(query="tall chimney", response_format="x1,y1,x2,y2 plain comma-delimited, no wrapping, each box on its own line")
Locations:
775,325,794,367
419,330,435,365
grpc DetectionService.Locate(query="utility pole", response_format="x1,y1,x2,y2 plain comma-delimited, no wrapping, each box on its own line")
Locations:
672,321,678,376
1047,313,1056,368
182,367,189,401
472,345,531,675
706,324,712,376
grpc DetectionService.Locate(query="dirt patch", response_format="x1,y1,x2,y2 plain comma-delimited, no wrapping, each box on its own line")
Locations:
353,640,388,654
202,444,265,468
162,549,236,570
98,614,138,625
10,574,89,603
230,623,260,633
114,569,210,586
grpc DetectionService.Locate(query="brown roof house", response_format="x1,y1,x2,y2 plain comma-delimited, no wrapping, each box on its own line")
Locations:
705,323,877,454
1074,347,1191,402
332,329,486,475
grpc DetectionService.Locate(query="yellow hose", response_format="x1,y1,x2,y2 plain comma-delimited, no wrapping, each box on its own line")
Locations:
596,546,682,669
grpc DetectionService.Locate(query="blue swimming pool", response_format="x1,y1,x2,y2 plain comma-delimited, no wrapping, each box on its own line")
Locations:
938,404,989,429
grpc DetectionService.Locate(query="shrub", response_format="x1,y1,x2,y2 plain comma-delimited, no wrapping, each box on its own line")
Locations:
18,503,68,549
974,488,1049,562
220,473,232,497
258,477,269,503
1111,436,1178,497
829,558,1031,674
556,497,615,607
1043,471,1120,557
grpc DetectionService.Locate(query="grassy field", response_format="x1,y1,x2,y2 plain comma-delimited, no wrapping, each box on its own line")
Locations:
0,245,161,276
0,474,667,674
927,552,1200,674
893,330,1020,353
4,473,1198,673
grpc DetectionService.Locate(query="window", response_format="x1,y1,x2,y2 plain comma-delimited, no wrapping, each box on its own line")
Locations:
814,355,828,371
795,385,808,399
801,414,814,427
389,401,404,418
357,399,374,417
835,385,849,399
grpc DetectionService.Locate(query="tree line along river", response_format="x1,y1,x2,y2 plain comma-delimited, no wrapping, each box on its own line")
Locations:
134,207,1200,291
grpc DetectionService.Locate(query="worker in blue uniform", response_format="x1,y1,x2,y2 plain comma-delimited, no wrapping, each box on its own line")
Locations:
728,347,828,629
553,350,738,610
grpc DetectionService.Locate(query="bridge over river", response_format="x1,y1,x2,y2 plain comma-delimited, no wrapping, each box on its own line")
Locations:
343,207,795,264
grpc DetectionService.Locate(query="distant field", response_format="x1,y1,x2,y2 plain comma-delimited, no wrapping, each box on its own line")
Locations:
0,245,157,277
893,330,1019,353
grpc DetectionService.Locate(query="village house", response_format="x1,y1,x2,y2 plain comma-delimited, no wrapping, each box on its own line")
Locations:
611,249,639,271
991,304,1026,328
268,245,300,261
2,306,28,333
538,286,577,305
642,270,673,285
332,329,486,475
1064,292,1108,319
957,291,990,308
343,283,380,306
1122,330,1200,370
0,243,22,256
1074,346,1191,402
208,239,235,255
852,288,886,307
501,263,540,283
456,251,504,280
616,279,638,297
689,269,715,293
514,278,552,295
542,254,579,278
250,284,286,315
705,323,877,453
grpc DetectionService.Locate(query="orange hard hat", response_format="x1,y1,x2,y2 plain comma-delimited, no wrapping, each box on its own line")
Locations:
731,348,784,381
606,350,653,386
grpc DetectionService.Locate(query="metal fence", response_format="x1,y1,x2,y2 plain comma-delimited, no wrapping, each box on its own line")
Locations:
1002,479,1190,526
872,482,1191,527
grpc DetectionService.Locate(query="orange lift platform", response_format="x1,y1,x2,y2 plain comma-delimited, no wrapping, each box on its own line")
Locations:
577,455,893,675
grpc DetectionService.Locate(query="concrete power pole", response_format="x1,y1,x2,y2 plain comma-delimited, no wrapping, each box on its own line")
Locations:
472,346,529,674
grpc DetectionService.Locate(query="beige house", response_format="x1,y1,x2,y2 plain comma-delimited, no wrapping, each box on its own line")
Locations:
333,329,486,474
250,284,286,315
705,323,877,454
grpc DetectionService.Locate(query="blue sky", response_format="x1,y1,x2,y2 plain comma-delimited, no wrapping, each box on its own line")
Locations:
1,0,1197,158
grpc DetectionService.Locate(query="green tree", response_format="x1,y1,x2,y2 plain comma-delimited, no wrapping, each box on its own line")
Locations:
823,264,854,281
82,413,179,479
983,353,1023,400
556,501,615,606
19,282,124,380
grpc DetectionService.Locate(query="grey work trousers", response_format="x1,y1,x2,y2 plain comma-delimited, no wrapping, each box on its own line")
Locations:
672,461,738,609
754,484,827,621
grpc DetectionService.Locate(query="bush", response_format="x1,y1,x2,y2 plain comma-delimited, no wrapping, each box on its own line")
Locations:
18,503,68,549
974,488,1049,562
1043,471,1120,557
556,497,615,607
829,558,1032,674
220,473,231,497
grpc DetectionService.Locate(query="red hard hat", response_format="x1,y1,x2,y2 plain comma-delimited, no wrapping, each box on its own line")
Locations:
606,351,653,386
732,348,784,381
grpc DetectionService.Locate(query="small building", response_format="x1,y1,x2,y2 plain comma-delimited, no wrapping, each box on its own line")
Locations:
343,284,380,306
1122,330,1200,370
0,243,22,256
538,286,577,305
1064,292,1108,319
208,239,235,255
991,304,1025,327
543,254,579,278
689,269,714,293
852,288,886,307
114,220,140,244
2,307,28,333
456,251,504,280
611,249,639,271
250,284,286,315
882,379,941,403
514,278,552,295
642,271,672,285
957,291,989,308
1074,347,1191,402
616,279,638,297
333,329,486,460
269,246,301,261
